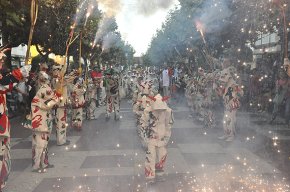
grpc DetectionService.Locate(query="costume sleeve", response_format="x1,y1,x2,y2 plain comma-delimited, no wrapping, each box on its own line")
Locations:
161,108,174,146
139,107,150,132
32,87,59,110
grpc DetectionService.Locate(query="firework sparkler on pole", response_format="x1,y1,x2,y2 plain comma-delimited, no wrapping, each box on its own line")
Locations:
25,0,38,65
196,20,207,45
195,20,216,70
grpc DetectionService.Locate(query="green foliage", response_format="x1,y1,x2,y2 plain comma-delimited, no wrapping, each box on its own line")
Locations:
147,0,289,68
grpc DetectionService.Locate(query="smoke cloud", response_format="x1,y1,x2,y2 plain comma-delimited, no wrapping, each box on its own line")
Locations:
92,0,122,49
102,32,119,51
93,17,116,46
138,0,175,16
197,0,232,33
97,0,122,18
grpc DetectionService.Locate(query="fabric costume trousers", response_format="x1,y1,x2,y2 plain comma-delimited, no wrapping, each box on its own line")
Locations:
72,108,83,129
88,99,97,119
145,143,167,179
55,107,67,145
96,88,102,107
32,132,49,170
163,86,169,97
223,110,237,137
0,138,10,189
106,95,120,117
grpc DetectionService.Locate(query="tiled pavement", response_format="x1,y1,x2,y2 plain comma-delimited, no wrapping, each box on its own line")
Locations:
4,100,290,191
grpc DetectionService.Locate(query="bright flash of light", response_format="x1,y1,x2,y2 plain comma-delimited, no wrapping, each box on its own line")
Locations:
195,20,206,44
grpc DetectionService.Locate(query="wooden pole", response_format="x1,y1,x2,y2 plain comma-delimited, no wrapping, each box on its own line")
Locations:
281,5,288,59
25,0,38,65
79,31,83,74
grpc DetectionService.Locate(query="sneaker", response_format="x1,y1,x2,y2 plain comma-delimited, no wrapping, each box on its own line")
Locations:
225,136,234,142
218,135,228,140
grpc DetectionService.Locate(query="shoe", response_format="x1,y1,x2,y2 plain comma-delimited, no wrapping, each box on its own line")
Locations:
44,164,54,169
225,136,234,142
115,115,120,121
218,135,228,140
58,140,70,146
106,115,110,121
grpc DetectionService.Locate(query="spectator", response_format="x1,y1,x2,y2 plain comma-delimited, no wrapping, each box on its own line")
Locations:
162,67,170,97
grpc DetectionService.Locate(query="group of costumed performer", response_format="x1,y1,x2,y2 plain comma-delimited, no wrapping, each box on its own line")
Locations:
0,48,31,190
184,68,218,129
184,58,243,141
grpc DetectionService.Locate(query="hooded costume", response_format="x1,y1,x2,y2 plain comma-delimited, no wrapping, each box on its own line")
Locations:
217,67,243,141
51,56,77,145
141,94,174,182
30,71,59,171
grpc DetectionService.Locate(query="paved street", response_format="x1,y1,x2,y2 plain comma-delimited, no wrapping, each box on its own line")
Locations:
4,99,290,192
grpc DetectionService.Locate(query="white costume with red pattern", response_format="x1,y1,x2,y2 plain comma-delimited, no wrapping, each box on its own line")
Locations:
71,79,86,130
141,94,174,180
0,62,31,188
31,77,59,170
217,67,243,141
51,64,77,145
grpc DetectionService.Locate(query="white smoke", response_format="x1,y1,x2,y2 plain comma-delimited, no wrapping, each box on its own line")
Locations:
97,0,122,17
198,0,232,33
93,17,116,46
93,0,122,49
138,0,175,16
102,32,119,51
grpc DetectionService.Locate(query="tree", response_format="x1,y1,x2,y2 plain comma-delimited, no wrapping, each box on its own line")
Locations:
0,0,30,69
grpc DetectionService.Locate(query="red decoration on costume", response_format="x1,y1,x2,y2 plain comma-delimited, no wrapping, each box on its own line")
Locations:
145,167,154,177
155,155,167,170
32,98,40,104
0,114,8,134
54,91,62,98
32,115,42,129
147,96,156,102
11,68,23,81
33,106,40,114
162,96,170,102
